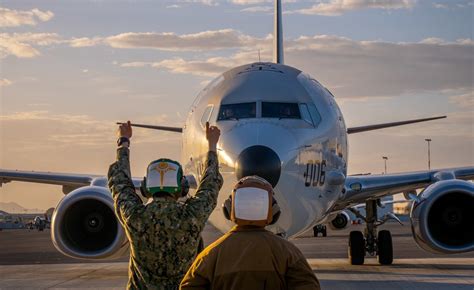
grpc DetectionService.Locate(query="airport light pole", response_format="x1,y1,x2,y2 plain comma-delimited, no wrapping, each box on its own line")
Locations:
425,138,432,171
382,156,388,174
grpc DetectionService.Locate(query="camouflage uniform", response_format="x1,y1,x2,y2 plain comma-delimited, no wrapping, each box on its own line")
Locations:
108,147,223,290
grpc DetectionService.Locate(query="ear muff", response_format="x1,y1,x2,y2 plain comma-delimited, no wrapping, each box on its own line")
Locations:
140,177,152,198
180,176,190,197
269,197,281,225
222,195,232,221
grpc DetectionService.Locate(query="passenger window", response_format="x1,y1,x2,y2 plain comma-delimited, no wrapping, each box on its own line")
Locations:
217,103,256,121
200,105,214,128
262,102,301,119
299,104,313,126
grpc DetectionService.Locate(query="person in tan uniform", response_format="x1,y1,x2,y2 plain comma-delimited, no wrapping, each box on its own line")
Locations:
180,176,320,290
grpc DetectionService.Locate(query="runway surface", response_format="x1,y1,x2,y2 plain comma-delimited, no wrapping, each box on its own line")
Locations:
1,222,473,289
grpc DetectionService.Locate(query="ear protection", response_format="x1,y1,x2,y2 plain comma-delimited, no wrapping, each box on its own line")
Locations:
222,176,281,226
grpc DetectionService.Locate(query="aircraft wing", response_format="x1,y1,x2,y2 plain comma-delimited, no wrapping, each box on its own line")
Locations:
0,169,143,194
333,167,474,211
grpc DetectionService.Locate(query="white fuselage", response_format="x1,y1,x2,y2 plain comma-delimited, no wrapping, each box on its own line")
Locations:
181,62,348,238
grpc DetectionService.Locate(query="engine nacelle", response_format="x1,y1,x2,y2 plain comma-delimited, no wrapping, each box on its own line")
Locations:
51,186,129,259
410,179,474,254
328,211,351,230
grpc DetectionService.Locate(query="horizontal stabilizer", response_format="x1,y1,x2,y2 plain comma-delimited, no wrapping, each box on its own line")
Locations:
347,116,446,134
116,122,182,133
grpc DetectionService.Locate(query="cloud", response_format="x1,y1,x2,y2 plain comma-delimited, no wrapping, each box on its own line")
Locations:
121,58,227,77
71,29,270,51
104,29,261,51
120,50,262,77
0,7,54,27
120,34,473,100
287,36,473,98
290,0,416,16
0,78,12,87
241,6,273,12
69,37,103,47
0,111,180,149
0,32,61,58
449,90,474,109
176,0,219,6
433,3,448,9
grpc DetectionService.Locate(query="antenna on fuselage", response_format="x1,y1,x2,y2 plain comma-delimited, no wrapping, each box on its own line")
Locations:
273,0,284,64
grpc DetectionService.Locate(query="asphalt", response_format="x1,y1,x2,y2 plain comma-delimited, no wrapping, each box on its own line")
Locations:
1,222,473,289
1,222,473,265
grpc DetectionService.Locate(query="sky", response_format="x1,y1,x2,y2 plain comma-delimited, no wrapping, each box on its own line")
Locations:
0,0,473,210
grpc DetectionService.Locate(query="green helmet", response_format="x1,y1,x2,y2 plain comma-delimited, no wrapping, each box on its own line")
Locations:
142,158,184,198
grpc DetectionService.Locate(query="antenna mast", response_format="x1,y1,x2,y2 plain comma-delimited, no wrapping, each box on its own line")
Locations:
273,0,284,64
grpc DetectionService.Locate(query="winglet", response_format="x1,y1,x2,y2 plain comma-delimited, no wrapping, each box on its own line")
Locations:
347,116,446,134
116,122,183,133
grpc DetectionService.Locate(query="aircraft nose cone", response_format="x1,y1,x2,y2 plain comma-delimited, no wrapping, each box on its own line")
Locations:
235,145,281,187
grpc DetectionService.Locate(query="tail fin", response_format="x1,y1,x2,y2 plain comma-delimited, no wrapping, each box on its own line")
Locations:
273,0,284,64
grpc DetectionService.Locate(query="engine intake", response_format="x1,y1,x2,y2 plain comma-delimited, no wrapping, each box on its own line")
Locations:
410,179,474,254
52,186,128,259
328,211,350,230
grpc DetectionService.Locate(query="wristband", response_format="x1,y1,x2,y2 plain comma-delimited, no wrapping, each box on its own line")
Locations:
117,137,130,147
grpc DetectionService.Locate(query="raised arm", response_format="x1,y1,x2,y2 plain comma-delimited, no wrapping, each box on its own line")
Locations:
186,123,223,224
107,121,144,230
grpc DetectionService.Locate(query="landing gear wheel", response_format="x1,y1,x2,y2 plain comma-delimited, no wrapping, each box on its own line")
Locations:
348,231,365,265
313,225,327,237
377,230,393,265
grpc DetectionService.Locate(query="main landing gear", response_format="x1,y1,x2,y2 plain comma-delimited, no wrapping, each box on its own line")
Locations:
348,199,401,265
313,224,327,237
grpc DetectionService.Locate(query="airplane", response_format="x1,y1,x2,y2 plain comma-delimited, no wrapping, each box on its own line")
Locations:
0,0,473,265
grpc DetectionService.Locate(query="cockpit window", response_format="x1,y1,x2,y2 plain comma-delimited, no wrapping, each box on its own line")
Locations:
217,102,256,120
262,102,301,119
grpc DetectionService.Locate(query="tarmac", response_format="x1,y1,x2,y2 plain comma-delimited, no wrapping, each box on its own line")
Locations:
1,222,473,289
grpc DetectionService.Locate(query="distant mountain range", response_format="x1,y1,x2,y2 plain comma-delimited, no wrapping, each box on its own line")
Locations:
0,202,45,214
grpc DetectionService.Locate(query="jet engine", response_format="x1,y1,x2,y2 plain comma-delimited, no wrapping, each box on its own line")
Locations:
51,186,129,259
410,179,474,254
328,211,351,230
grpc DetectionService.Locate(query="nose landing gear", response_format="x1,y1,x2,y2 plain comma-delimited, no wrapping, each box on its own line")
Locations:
348,199,398,265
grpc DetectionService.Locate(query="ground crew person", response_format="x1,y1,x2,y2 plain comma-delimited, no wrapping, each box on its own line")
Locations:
108,121,223,290
180,176,320,290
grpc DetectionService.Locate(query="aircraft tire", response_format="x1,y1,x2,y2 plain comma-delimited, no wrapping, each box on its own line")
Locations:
322,227,327,237
348,231,365,265
377,230,393,265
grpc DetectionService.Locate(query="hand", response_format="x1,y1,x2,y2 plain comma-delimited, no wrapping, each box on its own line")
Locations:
117,120,132,139
206,122,220,152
